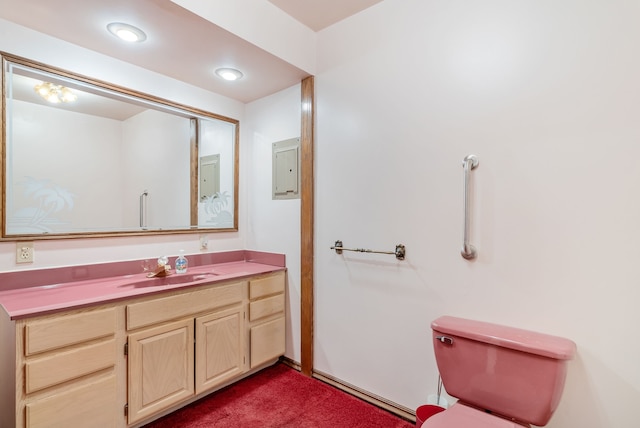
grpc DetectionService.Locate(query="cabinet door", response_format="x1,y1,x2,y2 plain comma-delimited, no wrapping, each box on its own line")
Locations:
195,306,245,394
127,318,194,425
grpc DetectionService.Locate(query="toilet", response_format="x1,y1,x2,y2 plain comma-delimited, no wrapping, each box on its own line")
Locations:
424,316,576,428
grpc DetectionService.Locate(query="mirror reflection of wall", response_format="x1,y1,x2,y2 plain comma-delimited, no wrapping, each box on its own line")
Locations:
122,111,191,230
197,118,235,228
3,55,238,237
7,87,191,233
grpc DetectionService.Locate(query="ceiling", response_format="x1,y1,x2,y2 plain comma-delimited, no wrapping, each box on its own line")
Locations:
0,0,382,103
268,0,383,32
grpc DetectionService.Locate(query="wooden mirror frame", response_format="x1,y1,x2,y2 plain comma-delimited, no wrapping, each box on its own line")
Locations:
1,53,239,240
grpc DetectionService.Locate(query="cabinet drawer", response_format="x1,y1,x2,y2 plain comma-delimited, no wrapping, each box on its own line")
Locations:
249,272,285,300
25,375,116,428
25,308,116,356
249,294,284,322
250,316,285,368
127,281,244,330
25,339,116,394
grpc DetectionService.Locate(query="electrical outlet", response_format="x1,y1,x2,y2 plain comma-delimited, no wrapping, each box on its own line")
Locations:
16,242,34,264
200,235,209,251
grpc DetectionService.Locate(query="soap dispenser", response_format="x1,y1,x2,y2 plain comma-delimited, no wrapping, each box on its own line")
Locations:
176,250,188,274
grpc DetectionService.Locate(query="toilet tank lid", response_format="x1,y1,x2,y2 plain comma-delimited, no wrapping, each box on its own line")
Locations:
431,316,576,360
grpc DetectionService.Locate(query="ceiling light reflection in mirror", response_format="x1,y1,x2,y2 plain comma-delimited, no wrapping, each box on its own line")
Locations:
34,82,77,103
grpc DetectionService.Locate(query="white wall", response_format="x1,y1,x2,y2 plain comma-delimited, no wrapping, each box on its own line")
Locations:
0,19,247,270
314,1,640,427
244,84,302,362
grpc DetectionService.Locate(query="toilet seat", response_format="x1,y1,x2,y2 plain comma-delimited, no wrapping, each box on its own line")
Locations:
423,403,530,428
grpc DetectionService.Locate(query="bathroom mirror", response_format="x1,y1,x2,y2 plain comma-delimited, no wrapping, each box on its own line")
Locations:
1,53,238,239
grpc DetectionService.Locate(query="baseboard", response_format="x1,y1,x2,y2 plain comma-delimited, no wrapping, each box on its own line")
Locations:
279,356,301,371
279,357,416,423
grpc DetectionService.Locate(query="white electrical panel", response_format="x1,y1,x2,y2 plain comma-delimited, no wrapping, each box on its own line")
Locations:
272,138,300,200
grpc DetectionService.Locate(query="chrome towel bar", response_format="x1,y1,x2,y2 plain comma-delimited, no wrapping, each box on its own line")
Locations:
461,155,478,260
330,240,406,260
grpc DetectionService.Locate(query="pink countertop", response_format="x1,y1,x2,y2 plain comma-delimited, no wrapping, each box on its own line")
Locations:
0,251,285,320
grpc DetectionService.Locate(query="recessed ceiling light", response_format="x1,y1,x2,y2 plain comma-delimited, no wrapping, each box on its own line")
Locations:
215,68,244,81
107,22,147,43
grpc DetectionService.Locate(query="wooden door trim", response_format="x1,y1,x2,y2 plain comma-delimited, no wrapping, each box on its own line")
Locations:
300,76,314,376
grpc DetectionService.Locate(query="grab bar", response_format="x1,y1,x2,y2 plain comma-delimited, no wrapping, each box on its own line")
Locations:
461,155,478,260
330,240,406,260
139,190,148,229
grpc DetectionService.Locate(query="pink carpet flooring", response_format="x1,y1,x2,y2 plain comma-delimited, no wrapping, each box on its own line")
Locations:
144,363,415,427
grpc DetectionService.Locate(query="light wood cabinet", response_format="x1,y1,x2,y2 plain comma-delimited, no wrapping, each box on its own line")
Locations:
126,282,243,330
25,338,116,394
249,271,286,368
24,307,116,355
125,281,246,424
195,305,245,393
250,317,286,368
127,318,195,425
4,306,122,428
126,292,247,424
0,270,285,428
25,375,117,428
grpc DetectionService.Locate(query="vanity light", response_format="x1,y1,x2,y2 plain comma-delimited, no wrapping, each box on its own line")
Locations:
215,68,243,81
34,82,77,104
107,22,147,43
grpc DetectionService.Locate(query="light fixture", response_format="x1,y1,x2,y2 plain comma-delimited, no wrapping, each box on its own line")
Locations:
34,82,77,104
215,68,243,81
107,22,147,43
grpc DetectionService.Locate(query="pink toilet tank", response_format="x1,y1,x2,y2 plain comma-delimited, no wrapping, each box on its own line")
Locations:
431,316,576,426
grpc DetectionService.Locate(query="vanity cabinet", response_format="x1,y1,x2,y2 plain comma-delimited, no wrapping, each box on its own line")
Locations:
12,306,121,428
125,281,246,425
0,269,285,428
